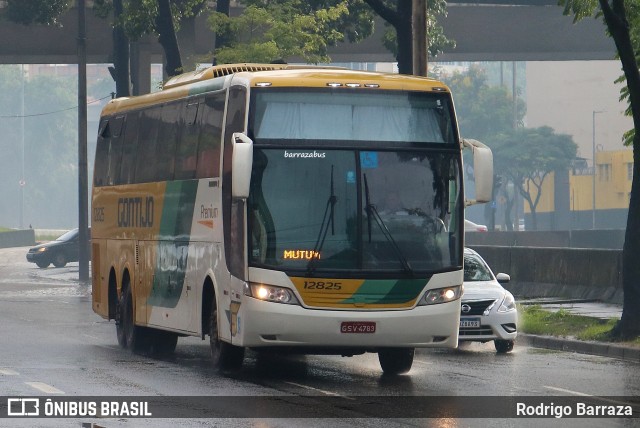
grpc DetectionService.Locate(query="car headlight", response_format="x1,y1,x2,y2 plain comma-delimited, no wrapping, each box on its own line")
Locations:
418,285,462,306
245,282,300,305
498,292,516,313
37,247,47,253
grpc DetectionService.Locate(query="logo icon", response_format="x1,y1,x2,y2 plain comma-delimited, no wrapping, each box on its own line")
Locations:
7,398,40,416
461,304,471,314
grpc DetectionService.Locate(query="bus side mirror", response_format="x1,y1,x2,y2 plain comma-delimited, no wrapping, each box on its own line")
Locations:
232,133,253,199
462,138,493,206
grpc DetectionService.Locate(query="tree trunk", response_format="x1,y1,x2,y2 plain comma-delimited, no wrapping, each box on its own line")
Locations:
599,0,640,338
156,0,183,77
112,0,130,97
395,1,413,75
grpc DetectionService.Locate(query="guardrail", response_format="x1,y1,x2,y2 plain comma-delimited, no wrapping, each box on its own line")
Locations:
471,245,623,304
0,229,35,248
465,229,625,249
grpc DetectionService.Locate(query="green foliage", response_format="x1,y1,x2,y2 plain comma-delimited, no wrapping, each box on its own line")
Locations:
208,1,364,64
4,0,71,26
560,0,639,146
520,304,620,340
442,65,526,141
94,0,206,40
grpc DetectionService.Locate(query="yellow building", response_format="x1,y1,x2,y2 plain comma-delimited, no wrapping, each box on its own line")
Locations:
524,149,632,230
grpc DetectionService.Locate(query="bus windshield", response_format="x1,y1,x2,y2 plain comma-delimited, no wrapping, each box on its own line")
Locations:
248,148,461,276
251,89,455,145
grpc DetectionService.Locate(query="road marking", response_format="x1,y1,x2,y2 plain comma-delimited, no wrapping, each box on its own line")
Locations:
0,369,19,375
25,382,64,394
544,386,636,407
284,381,355,400
544,386,590,396
413,359,431,365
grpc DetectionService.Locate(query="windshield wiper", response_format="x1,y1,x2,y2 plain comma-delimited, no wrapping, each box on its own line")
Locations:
363,173,413,275
306,165,337,275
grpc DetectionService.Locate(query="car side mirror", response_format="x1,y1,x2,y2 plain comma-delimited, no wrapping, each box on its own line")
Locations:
496,273,510,284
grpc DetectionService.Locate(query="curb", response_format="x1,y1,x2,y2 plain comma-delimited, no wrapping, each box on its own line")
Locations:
519,333,640,362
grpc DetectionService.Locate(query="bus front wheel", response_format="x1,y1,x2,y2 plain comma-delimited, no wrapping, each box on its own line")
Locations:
378,348,414,375
209,296,244,371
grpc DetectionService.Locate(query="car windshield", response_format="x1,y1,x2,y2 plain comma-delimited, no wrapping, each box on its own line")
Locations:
463,252,494,281
56,229,78,242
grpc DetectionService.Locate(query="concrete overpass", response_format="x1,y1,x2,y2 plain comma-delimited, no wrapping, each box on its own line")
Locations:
0,1,615,91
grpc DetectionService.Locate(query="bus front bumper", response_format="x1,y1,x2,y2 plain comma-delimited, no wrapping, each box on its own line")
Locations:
234,297,460,349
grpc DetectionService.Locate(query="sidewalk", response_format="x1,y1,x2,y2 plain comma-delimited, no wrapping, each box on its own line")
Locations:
517,298,640,363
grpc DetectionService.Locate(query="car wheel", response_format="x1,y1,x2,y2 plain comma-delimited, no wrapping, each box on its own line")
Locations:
36,261,49,268
378,348,414,375
209,294,244,371
52,253,67,268
116,284,151,353
495,339,514,354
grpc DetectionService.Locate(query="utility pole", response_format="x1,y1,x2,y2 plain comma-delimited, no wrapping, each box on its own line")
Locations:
78,0,90,283
412,0,427,77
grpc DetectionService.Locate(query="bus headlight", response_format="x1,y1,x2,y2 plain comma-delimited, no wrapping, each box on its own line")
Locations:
246,283,300,305
418,285,462,306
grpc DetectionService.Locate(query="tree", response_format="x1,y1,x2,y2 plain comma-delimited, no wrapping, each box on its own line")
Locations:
560,0,640,339
95,0,207,81
363,0,453,75
491,127,578,231
207,0,372,64
3,0,70,26
441,65,526,229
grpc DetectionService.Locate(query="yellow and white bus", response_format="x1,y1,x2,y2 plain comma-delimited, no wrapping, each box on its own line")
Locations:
91,63,493,374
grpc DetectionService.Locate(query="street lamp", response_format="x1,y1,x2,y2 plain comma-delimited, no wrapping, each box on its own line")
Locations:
592,110,605,229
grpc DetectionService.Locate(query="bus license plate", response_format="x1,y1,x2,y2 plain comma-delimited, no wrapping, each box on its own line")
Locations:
460,318,480,328
341,321,376,333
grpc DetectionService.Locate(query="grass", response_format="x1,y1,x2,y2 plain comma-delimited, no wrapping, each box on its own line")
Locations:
520,304,640,345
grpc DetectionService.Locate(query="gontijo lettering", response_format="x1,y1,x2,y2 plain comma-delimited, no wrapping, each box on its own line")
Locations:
117,196,154,227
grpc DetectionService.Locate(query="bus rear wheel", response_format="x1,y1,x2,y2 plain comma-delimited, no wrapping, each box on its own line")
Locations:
116,285,151,354
209,296,244,371
378,348,414,375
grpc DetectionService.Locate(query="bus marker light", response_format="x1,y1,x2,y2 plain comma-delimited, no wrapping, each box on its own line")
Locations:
326,82,342,87
256,82,272,87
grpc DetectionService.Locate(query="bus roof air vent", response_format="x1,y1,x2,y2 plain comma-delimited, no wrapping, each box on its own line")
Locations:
163,63,346,90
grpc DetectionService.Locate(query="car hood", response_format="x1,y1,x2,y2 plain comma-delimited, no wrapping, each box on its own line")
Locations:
462,280,507,301
29,241,64,251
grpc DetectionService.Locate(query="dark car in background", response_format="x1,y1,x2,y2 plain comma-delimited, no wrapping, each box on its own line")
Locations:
26,228,88,268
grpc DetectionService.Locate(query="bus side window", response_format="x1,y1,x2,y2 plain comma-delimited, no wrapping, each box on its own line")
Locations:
119,112,139,185
93,119,110,187
174,101,200,180
134,107,161,183
156,102,180,181
106,116,125,185
196,93,225,179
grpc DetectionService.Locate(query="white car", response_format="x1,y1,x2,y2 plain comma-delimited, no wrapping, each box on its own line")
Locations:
464,219,488,232
459,248,517,353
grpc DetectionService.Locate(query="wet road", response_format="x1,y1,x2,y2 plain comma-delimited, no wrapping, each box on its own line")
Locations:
0,247,638,427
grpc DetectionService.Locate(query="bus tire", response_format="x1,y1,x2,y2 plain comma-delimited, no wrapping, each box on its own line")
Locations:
209,295,244,371
116,284,151,353
378,348,414,375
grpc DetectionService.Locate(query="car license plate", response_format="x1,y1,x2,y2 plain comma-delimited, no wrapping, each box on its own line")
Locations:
460,318,480,328
341,321,376,333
